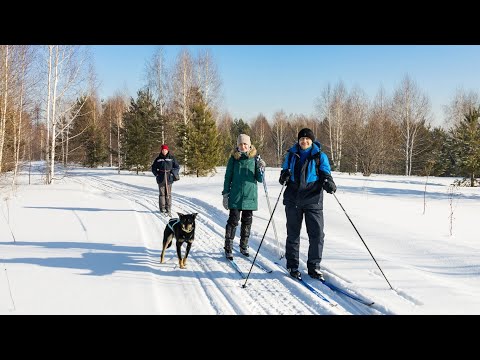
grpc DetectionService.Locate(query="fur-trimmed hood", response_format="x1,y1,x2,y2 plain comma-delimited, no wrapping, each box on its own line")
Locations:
231,145,257,160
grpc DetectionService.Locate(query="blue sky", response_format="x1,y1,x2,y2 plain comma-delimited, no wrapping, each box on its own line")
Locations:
91,45,480,127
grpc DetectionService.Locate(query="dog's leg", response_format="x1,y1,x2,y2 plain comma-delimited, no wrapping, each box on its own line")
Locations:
161,234,173,263
177,242,186,269
182,243,192,268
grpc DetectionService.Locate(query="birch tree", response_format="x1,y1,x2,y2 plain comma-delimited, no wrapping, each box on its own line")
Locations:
0,45,10,173
145,47,170,144
43,45,89,183
343,87,369,174
61,61,100,167
102,94,128,171
271,110,289,166
114,93,128,173
171,48,195,174
289,113,310,141
367,86,401,175
329,82,348,171
316,82,347,171
250,113,270,156
392,75,431,176
195,49,222,114
11,46,35,184
444,88,479,130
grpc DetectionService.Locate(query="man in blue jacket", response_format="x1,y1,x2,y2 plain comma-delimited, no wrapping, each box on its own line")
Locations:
279,128,336,281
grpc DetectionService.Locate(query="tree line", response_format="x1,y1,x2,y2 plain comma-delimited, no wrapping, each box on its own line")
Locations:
0,45,479,186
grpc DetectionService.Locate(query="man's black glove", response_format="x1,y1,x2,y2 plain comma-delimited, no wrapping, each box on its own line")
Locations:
322,173,337,194
279,169,291,185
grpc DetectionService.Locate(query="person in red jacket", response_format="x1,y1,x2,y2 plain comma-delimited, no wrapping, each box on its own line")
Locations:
151,144,180,215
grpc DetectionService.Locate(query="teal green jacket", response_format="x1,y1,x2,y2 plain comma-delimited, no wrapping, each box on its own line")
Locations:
222,145,264,210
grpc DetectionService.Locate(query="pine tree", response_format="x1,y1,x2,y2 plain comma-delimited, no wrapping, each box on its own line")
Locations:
231,118,251,142
84,123,108,167
122,90,158,174
187,96,220,176
69,96,107,167
452,106,480,186
427,127,455,177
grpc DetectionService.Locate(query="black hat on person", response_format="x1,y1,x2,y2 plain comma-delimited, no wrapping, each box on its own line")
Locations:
298,128,315,142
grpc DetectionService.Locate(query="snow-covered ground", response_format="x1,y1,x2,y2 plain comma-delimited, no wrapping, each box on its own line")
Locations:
0,162,478,314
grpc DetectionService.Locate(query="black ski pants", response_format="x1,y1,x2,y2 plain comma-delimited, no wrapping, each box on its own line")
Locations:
285,205,324,271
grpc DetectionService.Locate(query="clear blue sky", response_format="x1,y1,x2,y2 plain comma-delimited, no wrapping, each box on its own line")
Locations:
90,45,480,127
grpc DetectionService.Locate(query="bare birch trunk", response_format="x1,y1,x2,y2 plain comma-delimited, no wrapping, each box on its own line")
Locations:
393,75,430,177
0,45,9,173
109,105,112,167
49,46,60,183
45,45,53,183
117,113,121,173
12,47,28,185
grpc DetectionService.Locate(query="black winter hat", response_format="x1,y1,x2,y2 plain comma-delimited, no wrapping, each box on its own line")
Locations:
298,128,315,142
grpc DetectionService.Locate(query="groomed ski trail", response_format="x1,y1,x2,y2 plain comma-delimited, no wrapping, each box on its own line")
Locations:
72,170,378,315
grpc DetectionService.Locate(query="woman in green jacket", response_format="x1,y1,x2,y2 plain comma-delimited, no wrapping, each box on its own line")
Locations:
222,134,266,260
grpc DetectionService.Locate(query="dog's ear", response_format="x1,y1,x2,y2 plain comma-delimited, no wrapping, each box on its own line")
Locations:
177,212,184,217
193,213,198,218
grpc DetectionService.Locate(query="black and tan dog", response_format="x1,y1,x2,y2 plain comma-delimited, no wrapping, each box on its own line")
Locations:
160,212,198,269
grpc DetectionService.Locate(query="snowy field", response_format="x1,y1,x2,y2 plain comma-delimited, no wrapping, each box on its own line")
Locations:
0,162,478,314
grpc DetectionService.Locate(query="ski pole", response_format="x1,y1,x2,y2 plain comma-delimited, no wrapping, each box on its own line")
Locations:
242,182,286,288
260,168,283,259
332,192,393,290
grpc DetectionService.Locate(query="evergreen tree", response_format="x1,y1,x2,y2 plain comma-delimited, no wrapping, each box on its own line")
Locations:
122,90,158,174
187,96,220,176
426,127,455,177
84,124,108,167
68,95,90,164
452,107,480,186
231,118,251,143
217,113,234,165
409,122,435,176
69,96,107,167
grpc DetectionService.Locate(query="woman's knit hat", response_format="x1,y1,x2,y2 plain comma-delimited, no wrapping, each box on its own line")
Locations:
237,134,251,146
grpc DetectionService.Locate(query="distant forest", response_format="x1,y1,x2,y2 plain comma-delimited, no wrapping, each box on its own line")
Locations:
1,45,479,186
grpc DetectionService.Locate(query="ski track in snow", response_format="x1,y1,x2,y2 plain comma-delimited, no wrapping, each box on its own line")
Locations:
68,173,382,315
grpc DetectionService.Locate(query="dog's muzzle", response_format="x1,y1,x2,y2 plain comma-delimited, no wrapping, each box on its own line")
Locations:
181,225,194,233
